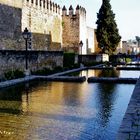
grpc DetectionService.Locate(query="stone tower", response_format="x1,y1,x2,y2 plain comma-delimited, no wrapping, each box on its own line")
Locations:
0,0,62,50
62,5,87,54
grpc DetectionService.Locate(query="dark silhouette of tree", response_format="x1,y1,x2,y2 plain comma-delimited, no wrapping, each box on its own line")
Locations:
96,0,121,55
136,36,140,47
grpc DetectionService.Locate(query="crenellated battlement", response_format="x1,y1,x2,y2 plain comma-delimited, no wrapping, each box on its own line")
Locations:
0,0,92,54
62,5,86,17
24,0,61,15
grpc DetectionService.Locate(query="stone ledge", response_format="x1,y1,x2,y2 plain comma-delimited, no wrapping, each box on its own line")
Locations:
117,78,140,140
39,76,86,82
116,67,140,70
88,77,138,84
0,67,88,89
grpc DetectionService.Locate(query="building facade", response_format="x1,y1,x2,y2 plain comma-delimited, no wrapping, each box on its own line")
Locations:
122,40,140,54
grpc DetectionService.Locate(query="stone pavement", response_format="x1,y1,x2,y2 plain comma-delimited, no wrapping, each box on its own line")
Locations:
117,78,140,140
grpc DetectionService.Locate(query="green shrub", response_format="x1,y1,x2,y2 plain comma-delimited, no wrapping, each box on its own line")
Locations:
125,58,132,63
53,66,63,73
4,70,14,80
32,68,53,75
63,53,75,68
83,61,102,66
14,69,25,79
4,69,25,80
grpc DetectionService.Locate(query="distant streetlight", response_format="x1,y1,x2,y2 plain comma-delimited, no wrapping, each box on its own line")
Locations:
22,27,31,75
79,41,83,55
101,45,104,54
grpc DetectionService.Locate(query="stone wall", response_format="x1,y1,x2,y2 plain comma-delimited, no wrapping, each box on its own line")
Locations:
62,8,80,49
62,5,89,54
0,50,63,76
22,0,62,50
0,1,96,54
0,2,24,50
0,0,62,50
78,54,102,64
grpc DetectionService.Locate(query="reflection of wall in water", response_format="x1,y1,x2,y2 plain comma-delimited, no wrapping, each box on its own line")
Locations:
0,84,25,114
97,69,120,77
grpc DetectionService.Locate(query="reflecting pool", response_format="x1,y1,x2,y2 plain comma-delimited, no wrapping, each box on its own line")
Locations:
0,81,135,140
67,69,140,78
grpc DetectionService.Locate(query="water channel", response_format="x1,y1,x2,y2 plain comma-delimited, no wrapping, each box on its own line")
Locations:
67,69,140,78
0,69,138,140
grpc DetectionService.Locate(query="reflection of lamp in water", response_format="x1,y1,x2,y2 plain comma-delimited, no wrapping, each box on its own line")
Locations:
25,83,29,106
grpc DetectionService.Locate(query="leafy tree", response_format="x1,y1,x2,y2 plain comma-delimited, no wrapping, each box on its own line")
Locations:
136,36,140,47
96,0,121,55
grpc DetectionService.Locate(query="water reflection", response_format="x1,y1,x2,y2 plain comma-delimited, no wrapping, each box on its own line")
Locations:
68,69,119,78
68,69,140,78
96,83,117,127
0,81,135,140
62,83,83,106
98,70,119,77
0,84,23,114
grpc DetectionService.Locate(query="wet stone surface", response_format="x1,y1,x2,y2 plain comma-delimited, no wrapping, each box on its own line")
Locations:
117,78,140,140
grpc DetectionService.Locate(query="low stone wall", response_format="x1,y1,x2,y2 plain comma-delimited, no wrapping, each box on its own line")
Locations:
0,50,63,77
78,54,109,64
78,54,102,64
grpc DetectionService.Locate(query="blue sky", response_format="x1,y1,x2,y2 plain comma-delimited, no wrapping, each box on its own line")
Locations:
54,0,140,41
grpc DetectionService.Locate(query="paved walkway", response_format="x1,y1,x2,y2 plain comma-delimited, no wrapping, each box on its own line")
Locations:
117,78,140,140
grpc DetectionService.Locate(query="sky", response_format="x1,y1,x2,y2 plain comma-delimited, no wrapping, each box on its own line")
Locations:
54,0,140,41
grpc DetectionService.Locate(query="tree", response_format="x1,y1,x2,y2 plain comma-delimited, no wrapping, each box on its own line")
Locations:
135,36,140,47
96,0,121,55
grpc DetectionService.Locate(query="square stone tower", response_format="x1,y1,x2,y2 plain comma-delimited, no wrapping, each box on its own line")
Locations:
62,5,87,54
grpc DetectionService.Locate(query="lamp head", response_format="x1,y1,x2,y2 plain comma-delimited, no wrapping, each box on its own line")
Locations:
22,28,29,40
79,41,83,47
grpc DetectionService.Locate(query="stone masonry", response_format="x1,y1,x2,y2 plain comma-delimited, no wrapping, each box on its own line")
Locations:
0,0,62,50
117,78,140,140
0,0,95,54
0,50,63,78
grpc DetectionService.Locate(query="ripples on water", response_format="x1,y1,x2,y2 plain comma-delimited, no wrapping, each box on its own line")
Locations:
0,81,135,140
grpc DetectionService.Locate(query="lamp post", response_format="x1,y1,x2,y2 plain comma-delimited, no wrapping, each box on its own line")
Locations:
22,28,31,75
79,40,83,55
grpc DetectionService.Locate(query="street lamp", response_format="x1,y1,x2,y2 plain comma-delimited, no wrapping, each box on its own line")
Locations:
22,27,31,75
101,45,104,54
79,40,83,55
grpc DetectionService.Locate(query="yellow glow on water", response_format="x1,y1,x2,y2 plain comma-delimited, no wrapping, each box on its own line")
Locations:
0,81,97,139
0,80,134,139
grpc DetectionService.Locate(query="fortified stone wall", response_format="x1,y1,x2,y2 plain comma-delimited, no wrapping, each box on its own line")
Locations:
62,5,87,54
22,0,62,50
62,6,80,49
0,0,62,50
0,50,63,77
0,1,24,50
0,0,95,53
0,0,22,8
